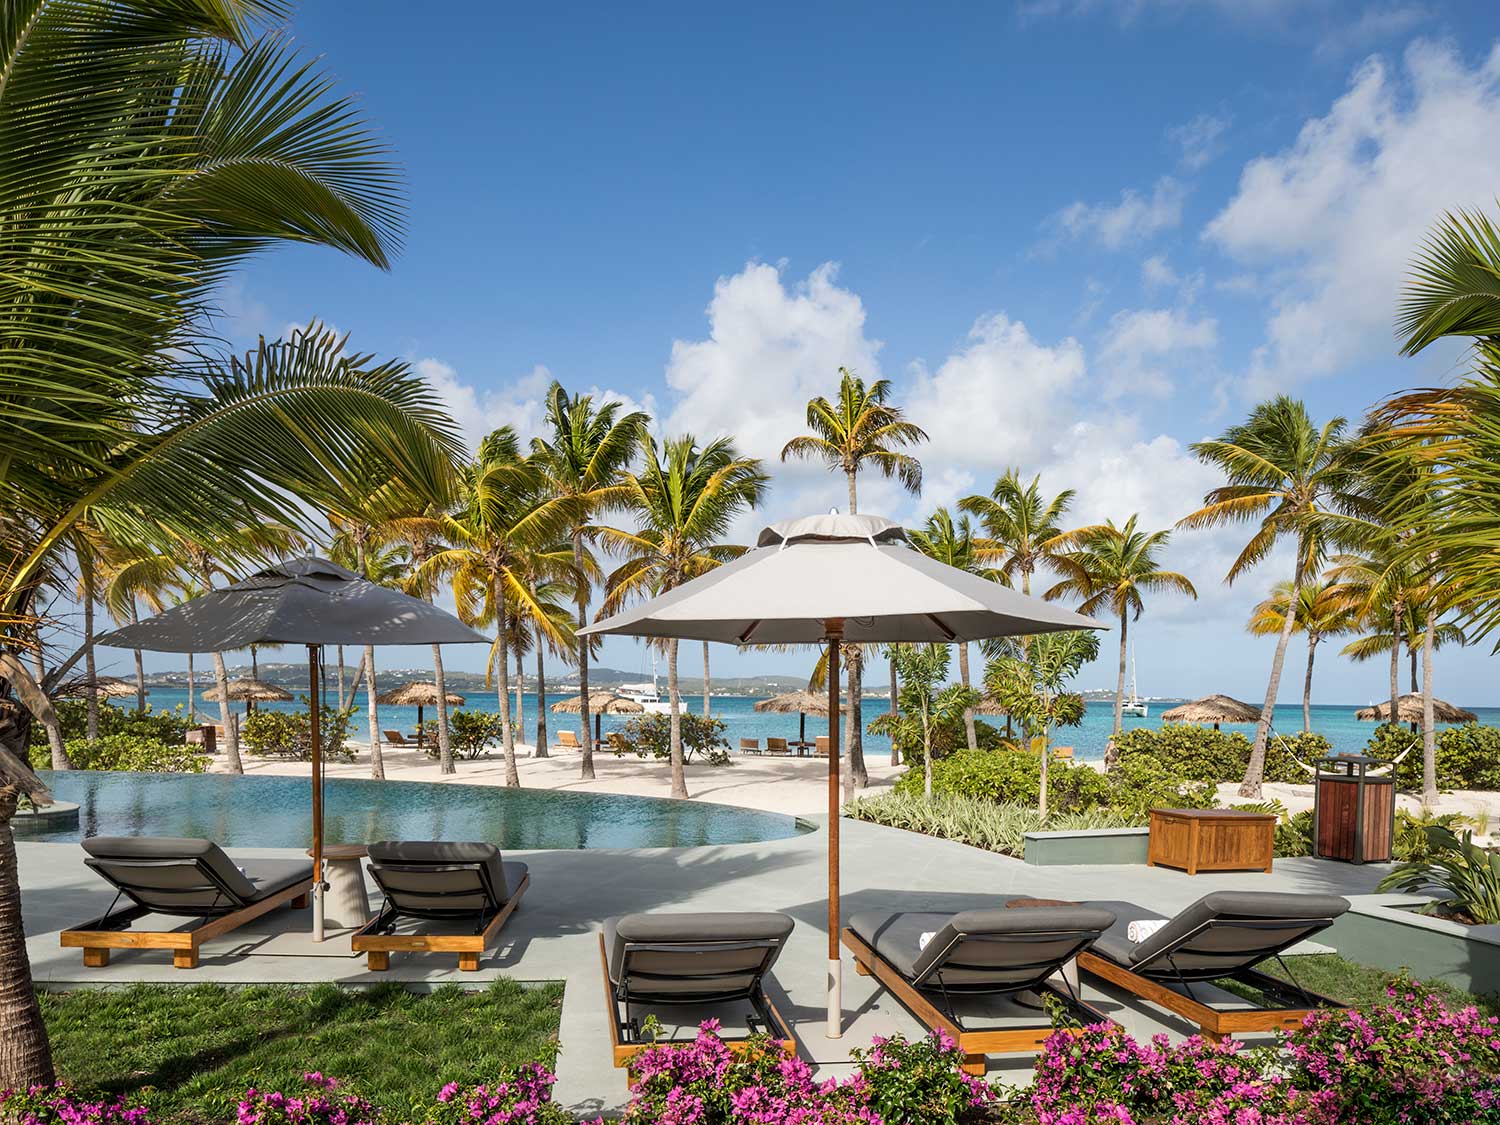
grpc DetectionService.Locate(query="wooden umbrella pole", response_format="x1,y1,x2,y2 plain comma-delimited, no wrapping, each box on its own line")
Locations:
308,644,325,942
825,618,844,1039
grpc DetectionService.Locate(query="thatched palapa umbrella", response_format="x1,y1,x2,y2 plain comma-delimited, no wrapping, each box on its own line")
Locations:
551,691,643,746
581,512,1101,1038
56,675,140,700
377,681,465,745
97,557,486,940
754,689,831,745
1160,694,1260,731
1355,693,1477,725
202,676,293,717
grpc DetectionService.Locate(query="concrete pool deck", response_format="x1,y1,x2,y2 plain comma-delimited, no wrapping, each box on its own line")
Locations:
18,817,1394,1119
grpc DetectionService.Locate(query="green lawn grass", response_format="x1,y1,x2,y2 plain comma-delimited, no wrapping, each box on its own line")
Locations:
1230,953,1499,1016
40,980,563,1125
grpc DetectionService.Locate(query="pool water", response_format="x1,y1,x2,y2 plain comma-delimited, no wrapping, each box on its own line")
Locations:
29,770,812,850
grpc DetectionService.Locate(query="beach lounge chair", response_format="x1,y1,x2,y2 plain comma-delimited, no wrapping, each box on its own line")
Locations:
61,836,314,969
607,731,630,754
556,730,582,751
1077,891,1349,1041
815,735,830,756
740,738,761,754
383,729,414,748
600,911,796,1068
352,840,529,970
843,903,1116,1074
765,737,789,755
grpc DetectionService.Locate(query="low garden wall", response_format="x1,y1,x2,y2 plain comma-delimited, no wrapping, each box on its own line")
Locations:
1022,825,1150,865
1325,893,1500,996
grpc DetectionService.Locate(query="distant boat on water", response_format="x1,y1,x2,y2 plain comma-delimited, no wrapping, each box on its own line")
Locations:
1121,651,1148,718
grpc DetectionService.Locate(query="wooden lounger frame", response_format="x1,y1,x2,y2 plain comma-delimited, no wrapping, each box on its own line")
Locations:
842,926,1111,1075
61,880,312,969
598,933,795,1070
1078,949,1344,1041
353,872,529,971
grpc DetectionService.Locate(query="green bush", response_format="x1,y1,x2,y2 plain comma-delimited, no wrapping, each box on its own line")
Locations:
846,790,1138,858
1273,808,1314,858
1379,827,1500,924
1112,724,1251,784
242,700,356,762
1263,731,1329,784
37,699,193,746
892,747,1110,813
1394,807,1475,861
1375,723,1500,791
33,734,208,773
1105,754,1219,820
868,712,1010,765
420,709,505,759
618,712,731,766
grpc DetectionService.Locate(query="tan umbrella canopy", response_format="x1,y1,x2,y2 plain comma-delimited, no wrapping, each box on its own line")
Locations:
1355,694,1477,724
1161,694,1260,730
582,511,1101,1039
202,677,293,704
377,681,465,744
755,690,832,745
56,675,139,699
552,691,643,746
972,694,1009,715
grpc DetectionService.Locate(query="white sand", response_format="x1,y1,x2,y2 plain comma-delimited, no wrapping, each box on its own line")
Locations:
1219,779,1500,831
219,742,904,816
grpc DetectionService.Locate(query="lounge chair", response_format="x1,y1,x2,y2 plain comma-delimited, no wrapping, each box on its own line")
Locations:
1077,891,1349,1041
556,730,582,751
765,737,789,756
351,840,529,971
843,903,1116,1074
815,735,830,756
740,738,761,754
600,911,796,1068
606,731,630,753
383,729,414,748
61,836,314,969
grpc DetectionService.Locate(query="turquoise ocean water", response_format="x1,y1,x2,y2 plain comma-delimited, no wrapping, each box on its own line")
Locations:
136,687,1500,765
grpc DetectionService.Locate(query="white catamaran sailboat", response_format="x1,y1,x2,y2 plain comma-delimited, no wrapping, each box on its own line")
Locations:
1121,651,1148,718
618,655,672,714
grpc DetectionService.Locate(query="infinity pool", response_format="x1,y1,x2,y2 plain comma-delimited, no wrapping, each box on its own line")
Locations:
30,771,812,850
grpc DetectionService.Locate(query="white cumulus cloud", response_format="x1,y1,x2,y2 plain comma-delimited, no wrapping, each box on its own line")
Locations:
1096,307,1218,399
1051,177,1187,249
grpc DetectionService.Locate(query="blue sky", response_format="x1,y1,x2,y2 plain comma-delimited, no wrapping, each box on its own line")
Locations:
161,0,1500,703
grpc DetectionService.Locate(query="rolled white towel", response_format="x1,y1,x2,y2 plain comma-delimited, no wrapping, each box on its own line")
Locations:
918,930,937,950
1127,919,1168,943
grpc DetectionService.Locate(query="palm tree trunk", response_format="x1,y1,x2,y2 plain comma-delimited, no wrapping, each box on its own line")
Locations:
363,644,383,780
889,653,900,766
535,646,548,758
0,784,54,1090
1410,642,1418,694
128,601,145,713
702,641,711,719
81,554,98,742
1302,637,1316,733
341,651,365,711
493,580,519,787
957,643,977,751
1106,610,1127,771
251,644,259,680
668,638,687,799
210,649,242,773
432,643,454,775
1242,564,1302,799
186,652,195,722
337,644,345,708
515,643,525,749
1422,608,1437,803
922,713,932,799
574,531,595,781
1388,625,1400,729
847,646,867,794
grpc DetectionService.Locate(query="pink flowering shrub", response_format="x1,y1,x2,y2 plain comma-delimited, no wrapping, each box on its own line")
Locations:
422,1064,571,1125
0,1084,150,1125
621,1020,995,1125
237,1073,376,1125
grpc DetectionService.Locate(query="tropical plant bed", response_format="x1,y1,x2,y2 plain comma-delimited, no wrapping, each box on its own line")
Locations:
35,981,562,1125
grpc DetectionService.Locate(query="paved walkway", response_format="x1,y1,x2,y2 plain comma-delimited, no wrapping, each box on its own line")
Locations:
18,820,1391,1119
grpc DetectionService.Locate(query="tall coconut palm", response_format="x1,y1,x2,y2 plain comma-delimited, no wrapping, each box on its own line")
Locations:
602,434,768,799
1049,516,1196,768
530,384,648,782
960,469,1077,596
1179,398,1357,798
907,508,993,751
523,572,581,758
1248,577,1358,733
782,368,928,793
383,506,460,774
330,535,412,779
419,429,572,787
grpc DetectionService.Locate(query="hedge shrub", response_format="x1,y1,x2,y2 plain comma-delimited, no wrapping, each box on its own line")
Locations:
1113,723,1325,785
31,734,208,773
35,700,193,747
1372,723,1500,791
242,702,356,762
870,712,1011,765
1106,754,1218,819
892,747,1110,813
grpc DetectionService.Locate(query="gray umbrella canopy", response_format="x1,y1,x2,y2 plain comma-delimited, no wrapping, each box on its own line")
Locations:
582,512,1103,1040
95,557,487,651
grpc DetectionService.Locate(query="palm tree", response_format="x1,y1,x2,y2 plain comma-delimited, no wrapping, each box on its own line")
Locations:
1049,516,1196,768
960,469,1077,596
1247,578,1357,733
1179,397,1357,798
522,571,580,759
907,509,992,750
782,368,927,793
330,535,411,779
419,429,572,787
602,434,768,799
530,384,648,782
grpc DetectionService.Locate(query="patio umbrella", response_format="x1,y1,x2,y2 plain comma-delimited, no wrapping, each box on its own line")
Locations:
581,512,1101,1038
1354,694,1477,725
95,556,486,939
377,681,466,745
551,691,643,747
754,689,831,745
1160,694,1259,731
202,676,293,718
55,674,139,699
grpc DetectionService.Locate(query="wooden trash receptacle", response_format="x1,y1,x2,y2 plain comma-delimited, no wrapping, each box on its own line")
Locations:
1147,808,1276,875
1313,755,1393,864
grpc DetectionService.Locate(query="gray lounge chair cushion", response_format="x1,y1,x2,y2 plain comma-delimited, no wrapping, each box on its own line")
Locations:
80,836,312,914
1089,892,1350,976
847,906,1116,987
367,840,521,912
604,912,793,998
